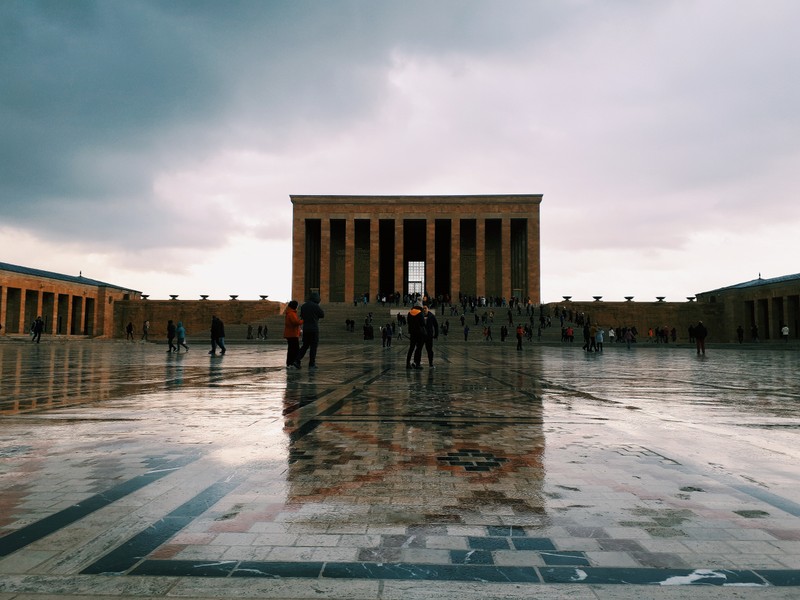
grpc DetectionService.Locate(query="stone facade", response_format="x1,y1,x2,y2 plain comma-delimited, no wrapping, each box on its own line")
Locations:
113,299,282,341
291,194,543,305
0,262,282,340
545,273,800,343
0,262,139,338
544,299,724,343
695,273,800,341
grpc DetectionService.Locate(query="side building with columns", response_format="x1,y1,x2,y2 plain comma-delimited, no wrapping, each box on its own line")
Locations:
290,194,542,305
695,273,800,341
0,262,140,338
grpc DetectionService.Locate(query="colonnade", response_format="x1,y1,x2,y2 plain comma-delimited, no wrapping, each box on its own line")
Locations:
290,195,542,305
744,294,800,340
0,285,91,336
0,263,137,338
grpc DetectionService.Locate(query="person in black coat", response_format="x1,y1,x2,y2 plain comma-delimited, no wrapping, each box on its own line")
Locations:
210,316,226,355
295,291,325,368
405,300,426,369
166,319,177,353
422,305,439,368
694,321,708,356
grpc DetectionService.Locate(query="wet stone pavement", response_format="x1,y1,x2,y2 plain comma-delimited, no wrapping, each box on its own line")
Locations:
0,339,799,599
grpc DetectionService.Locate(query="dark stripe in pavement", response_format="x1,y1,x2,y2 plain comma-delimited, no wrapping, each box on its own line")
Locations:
122,559,800,586
82,479,239,575
0,454,197,558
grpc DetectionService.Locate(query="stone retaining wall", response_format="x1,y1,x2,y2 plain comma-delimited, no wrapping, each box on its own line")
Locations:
114,299,284,340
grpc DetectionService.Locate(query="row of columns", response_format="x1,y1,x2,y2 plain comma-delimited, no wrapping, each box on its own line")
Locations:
750,295,800,339
300,216,536,304
0,286,85,336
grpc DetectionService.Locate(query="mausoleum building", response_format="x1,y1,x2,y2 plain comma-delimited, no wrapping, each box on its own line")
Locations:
290,194,543,305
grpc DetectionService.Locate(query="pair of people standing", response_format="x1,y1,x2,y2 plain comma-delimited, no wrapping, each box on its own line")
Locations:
284,292,325,369
406,301,438,369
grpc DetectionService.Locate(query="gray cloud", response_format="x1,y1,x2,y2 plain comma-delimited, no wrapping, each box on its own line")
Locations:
1,1,799,297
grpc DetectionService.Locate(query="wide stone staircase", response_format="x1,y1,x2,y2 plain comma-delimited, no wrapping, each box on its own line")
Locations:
228,301,564,346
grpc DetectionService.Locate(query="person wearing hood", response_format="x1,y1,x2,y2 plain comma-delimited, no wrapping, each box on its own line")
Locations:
176,321,189,352
405,300,427,369
283,300,303,368
294,291,324,369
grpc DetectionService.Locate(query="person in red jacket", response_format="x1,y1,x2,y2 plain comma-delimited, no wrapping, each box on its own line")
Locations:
283,300,303,368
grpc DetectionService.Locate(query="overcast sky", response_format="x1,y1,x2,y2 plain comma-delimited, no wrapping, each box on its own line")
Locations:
2,1,798,303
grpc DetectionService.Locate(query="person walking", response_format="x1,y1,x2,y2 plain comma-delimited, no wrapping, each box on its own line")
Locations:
176,321,189,352
781,324,790,342
126,321,134,341
283,300,302,368
694,320,708,355
582,323,592,352
210,315,226,355
623,328,634,349
516,324,523,351
32,316,44,343
166,320,177,353
294,291,324,369
595,327,604,352
422,304,439,368
141,320,150,341
405,300,426,369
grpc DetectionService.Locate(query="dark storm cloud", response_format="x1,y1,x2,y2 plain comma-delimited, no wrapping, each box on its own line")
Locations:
2,0,799,294
1,1,232,242
0,0,571,249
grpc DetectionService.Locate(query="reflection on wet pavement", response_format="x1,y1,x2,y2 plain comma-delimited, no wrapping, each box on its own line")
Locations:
0,341,799,596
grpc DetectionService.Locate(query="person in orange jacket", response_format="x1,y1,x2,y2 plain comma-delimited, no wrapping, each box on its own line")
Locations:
405,300,426,369
283,300,303,368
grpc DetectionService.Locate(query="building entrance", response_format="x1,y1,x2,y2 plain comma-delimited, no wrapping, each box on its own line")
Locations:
408,261,425,297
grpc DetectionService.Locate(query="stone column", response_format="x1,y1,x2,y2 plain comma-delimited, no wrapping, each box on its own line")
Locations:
395,219,404,297
476,218,486,298
502,217,512,301
36,290,43,321
426,218,435,301
18,287,27,335
80,295,88,336
0,286,6,335
319,217,330,303
344,218,355,304
370,219,380,301
291,216,306,302
528,214,540,304
450,217,460,301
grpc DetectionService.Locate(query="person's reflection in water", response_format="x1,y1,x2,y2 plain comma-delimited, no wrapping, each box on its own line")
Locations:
208,354,225,386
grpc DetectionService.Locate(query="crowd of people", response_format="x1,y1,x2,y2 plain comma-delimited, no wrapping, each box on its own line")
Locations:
95,293,795,368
